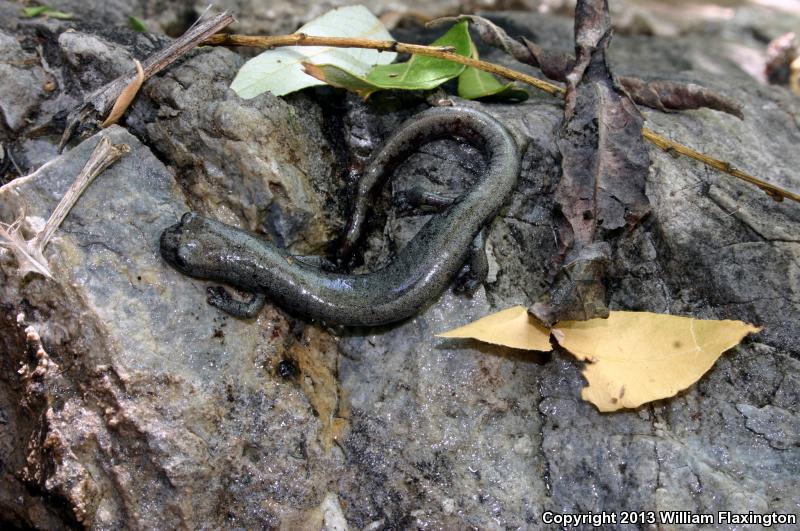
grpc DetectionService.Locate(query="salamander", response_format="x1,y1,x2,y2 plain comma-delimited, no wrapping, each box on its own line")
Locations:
160,106,521,326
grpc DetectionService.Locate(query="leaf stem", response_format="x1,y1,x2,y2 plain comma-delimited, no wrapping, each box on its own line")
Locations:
206,32,799,204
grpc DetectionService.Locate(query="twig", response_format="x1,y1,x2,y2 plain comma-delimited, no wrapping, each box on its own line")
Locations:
206,32,798,204
0,138,130,278
641,128,799,202
33,138,130,249
58,11,235,152
205,33,564,97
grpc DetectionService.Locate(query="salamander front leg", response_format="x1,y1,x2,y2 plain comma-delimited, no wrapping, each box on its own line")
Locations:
393,186,458,215
206,286,266,318
455,230,489,296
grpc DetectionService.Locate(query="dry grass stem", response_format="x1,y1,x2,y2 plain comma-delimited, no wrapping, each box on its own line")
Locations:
0,138,130,278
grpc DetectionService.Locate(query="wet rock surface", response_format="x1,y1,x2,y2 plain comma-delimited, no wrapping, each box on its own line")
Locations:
0,1,799,529
133,47,343,252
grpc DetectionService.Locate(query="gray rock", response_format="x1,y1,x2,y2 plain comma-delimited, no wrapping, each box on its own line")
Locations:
0,3,799,530
36,1,202,37
737,403,800,450
136,47,343,251
0,31,45,131
1,127,341,528
58,30,135,87
203,0,461,35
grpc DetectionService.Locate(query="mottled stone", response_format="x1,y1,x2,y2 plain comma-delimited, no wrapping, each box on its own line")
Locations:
0,128,340,528
136,47,343,252
0,31,45,131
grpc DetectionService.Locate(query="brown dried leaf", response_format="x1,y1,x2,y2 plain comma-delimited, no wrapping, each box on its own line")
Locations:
538,0,650,323
618,77,743,119
101,60,144,128
520,37,574,82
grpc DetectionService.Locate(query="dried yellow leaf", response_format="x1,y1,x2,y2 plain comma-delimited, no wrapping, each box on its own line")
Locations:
553,312,761,412
437,305,552,351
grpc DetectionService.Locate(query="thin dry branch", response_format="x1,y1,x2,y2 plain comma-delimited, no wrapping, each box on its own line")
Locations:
0,138,129,278
641,128,799,202
206,32,798,204
59,11,235,152
205,33,564,97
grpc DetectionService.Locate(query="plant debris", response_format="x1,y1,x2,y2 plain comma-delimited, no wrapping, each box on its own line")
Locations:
553,312,761,412
532,0,650,325
442,14,743,119
100,60,144,128
0,138,129,278
438,308,761,412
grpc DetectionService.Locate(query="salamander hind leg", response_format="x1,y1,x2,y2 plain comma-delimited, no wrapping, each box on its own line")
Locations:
206,286,266,318
292,255,338,272
454,230,489,296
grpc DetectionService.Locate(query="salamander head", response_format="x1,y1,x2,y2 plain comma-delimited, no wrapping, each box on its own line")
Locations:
160,212,229,279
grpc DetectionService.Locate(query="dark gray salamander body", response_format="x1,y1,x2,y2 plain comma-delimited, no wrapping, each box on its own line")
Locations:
160,106,520,326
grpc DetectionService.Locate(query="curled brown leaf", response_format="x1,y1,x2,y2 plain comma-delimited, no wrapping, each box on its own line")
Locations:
101,59,144,128
533,0,651,324
618,77,743,119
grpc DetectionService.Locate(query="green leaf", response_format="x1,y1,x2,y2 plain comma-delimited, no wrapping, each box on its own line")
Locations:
129,15,148,32
21,6,74,19
21,6,50,16
365,20,471,89
230,5,397,99
303,63,381,98
304,21,472,98
457,41,528,102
